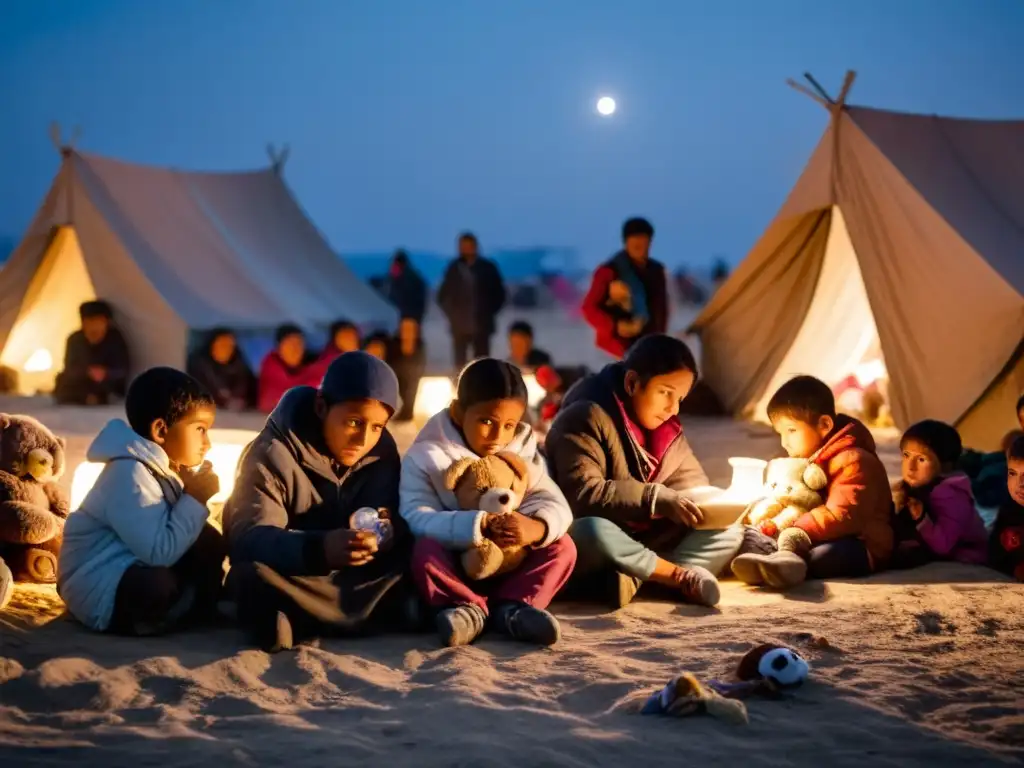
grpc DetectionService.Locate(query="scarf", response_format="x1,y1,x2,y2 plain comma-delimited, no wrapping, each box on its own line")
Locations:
612,250,650,324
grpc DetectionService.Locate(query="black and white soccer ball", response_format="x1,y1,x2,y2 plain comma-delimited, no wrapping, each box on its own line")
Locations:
757,647,809,687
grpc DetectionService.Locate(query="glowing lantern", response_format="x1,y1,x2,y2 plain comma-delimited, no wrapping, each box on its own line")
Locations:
676,456,768,529
68,428,258,511
414,376,454,421
724,457,768,500
522,373,546,408
23,348,53,373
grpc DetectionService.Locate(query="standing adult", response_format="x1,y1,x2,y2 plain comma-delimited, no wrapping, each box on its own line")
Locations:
437,232,506,368
581,217,668,359
384,249,428,325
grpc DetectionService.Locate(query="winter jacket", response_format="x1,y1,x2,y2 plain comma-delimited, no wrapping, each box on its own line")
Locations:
58,420,210,631
385,265,428,324
544,363,709,552
257,351,320,413
580,255,668,359
894,474,988,564
792,415,894,569
989,500,1024,581
187,350,256,409
399,411,572,551
54,328,131,403
436,256,506,336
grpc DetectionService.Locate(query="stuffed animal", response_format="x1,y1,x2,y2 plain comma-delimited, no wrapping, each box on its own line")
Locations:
745,457,827,538
736,643,810,690
0,414,70,583
444,452,530,580
0,557,13,610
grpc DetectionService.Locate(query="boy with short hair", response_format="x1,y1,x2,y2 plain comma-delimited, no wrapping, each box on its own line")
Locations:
58,367,225,635
507,321,552,370
731,375,894,587
989,435,1024,582
224,351,413,652
53,299,131,405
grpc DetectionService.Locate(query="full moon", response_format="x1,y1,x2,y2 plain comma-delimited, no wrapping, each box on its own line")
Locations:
596,96,616,116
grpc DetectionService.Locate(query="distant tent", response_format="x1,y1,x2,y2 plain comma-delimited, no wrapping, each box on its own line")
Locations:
690,72,1024,451
0,148,396,393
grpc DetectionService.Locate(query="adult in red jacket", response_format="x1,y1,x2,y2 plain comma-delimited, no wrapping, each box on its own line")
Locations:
581,218,668,359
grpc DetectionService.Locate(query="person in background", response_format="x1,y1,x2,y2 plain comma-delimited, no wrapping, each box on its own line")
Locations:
384,250,428,325
731,376,894,588
319,320,362,364
890,420,987,569
506,321,552,370
53,300,131,405
388,318,426,423
258,324,316,413
581,218,668,360
958,395,1024,509
187,327,256,411
363,331,391,361
437,231,506,368
990,435,1024,582
533,364,590,429
224,352,414,652
58,367,224,635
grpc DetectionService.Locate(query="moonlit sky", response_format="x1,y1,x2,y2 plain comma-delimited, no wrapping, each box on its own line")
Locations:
1,0,1022,269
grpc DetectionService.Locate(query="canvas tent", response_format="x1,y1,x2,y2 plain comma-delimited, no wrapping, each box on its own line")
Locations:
0,148,397,394
690,72,1024,451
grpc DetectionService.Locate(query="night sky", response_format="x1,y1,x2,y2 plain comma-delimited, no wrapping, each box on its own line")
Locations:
1,0,1022,269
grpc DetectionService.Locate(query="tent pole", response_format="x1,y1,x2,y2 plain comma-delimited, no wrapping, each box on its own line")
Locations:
785,79,830,108
835,70,857,108
803,73,835,104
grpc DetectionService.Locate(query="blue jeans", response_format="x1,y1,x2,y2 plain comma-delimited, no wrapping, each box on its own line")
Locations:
569,517,745,581
807,538,871,579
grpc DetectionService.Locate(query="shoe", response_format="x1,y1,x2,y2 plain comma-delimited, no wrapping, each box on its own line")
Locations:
436,604,488,647
493,602,561,646
677,565,721,607
611,571,643,609
736,526,778,557
731,551,807,589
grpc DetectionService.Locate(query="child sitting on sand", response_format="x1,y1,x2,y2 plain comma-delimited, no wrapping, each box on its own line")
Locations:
399,358,576,648
731,375,893,588
58,368,225,635
989,435,1024,582
890,420,987,569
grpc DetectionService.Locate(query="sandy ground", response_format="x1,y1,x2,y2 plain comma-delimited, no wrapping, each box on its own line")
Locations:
1,347,1023,765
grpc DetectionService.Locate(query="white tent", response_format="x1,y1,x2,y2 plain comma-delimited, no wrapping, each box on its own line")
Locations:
691,73,1024,450
0,148,397,393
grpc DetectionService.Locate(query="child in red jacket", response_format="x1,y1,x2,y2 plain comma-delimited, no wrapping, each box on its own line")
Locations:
990,435,1024,582
731,376,894,588
891,420,987,568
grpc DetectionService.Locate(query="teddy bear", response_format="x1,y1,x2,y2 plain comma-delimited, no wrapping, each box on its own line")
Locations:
444,452,531,580
745,457,827,538
0,414,70,584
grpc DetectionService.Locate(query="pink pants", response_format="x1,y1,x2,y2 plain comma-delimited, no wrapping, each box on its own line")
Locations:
411,536,577,614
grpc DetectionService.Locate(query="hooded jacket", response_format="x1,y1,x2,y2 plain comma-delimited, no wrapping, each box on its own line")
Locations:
58,419,210,631
544,363,709,550
912,474,988,564
223,386,406,578
399,411,572,550
792,414,894,568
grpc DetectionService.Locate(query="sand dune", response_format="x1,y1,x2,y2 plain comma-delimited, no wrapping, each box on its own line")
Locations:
1,383,1022,766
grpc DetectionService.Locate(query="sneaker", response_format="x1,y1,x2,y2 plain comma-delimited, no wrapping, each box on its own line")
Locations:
736,526,778,557
611,571,643,610
677,565,721,607
436,604,488,647
493,602,561,646
730,551,808,588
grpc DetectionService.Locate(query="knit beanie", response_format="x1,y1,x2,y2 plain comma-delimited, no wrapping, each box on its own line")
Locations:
320,351,399,412
901,420,962,467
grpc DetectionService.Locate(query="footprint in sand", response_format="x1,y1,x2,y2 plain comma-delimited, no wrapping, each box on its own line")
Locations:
974,618,1002,637
914,610,956,635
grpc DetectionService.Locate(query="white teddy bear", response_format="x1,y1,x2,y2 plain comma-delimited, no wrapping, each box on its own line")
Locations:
745,457,828,538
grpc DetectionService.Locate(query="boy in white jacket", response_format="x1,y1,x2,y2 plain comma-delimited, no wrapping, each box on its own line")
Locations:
58,368,224,634
400,359,576,647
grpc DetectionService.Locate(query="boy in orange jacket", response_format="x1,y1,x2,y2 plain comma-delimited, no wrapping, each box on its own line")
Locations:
732,375,894,588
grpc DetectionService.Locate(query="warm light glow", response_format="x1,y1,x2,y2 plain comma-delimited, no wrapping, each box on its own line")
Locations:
69,429,257,511
414,376,454,420
596,96,617,116
726,457,768,500
23,348,53,373
522,373,546,408
854,358,887,388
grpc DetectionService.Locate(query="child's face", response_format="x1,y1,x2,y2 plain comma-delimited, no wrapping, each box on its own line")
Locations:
627,369,693,430
153,405,215,469
365,340,387,360
508,332,531,364
1008,458,1024,506
278,333,305,368
901,438,941,488
333,327,360,354
772,415,832,459
210,333,236,365
320,398,391,467
452,398,526,456
82,315,110,345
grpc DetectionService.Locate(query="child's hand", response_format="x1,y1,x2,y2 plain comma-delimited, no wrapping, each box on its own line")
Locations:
324,528,378,568
487,512,546,547
181,461,220,505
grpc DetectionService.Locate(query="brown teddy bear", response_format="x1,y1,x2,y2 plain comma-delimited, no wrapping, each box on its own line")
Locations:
444,452,530,580
745,457,827,538
0,414,70,583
